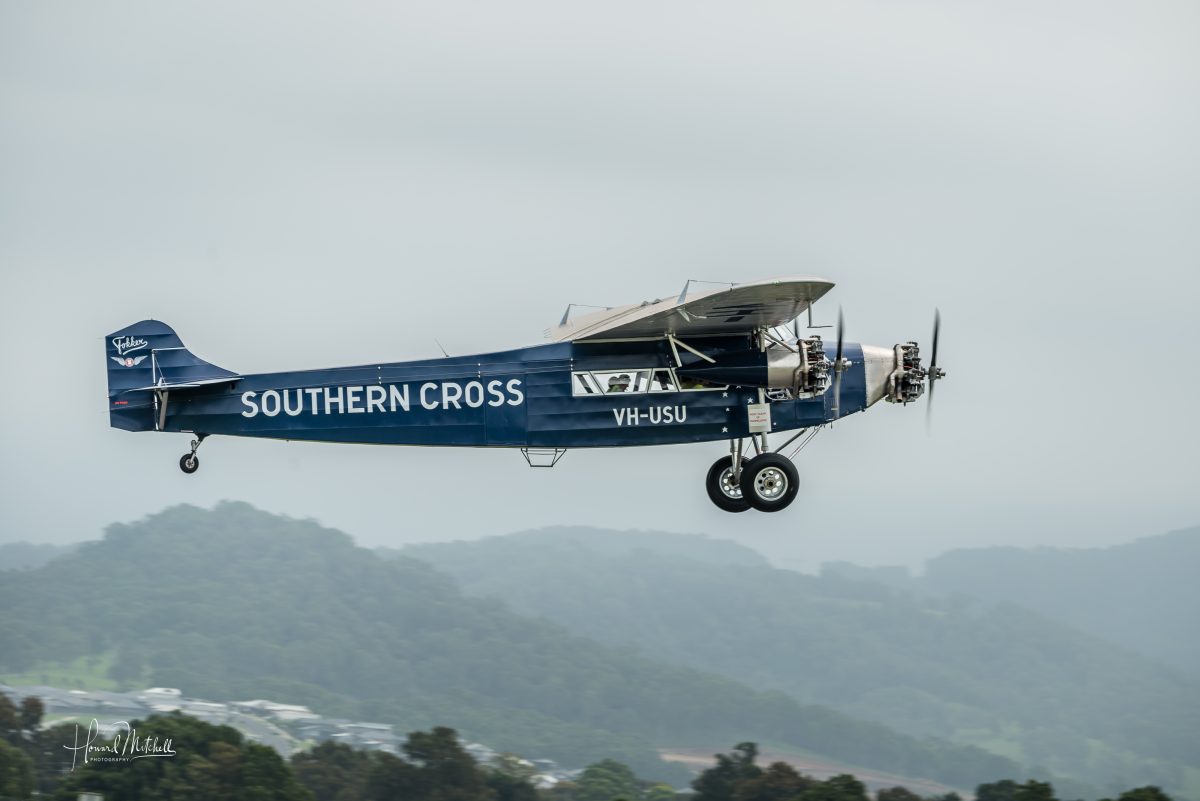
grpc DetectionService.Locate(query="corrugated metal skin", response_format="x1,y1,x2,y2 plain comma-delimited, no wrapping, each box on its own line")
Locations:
106,321,869,448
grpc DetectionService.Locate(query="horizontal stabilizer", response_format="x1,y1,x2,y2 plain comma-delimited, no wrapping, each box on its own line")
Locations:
122,376,242,394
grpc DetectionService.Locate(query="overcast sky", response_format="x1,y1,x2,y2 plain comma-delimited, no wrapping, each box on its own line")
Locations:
2,1,1197,571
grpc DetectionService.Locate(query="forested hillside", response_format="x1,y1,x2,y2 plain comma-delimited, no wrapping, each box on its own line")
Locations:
918,527,1200,675
402,528,1200,800
0,503,1015,788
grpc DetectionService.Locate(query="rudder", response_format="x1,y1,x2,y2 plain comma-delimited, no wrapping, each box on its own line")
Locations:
105,320,237,432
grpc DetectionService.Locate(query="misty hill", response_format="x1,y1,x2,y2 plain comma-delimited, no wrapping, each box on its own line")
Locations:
916,527,1200,676
383,525,771,569
402,528,1200,800
0,541,79,571
0,503,1016,788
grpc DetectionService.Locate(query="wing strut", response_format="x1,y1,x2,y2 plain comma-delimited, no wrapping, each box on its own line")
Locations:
157,390,169,431
667,335,717,367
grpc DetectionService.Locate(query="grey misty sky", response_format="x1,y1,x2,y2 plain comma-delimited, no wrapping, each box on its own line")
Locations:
1,1,1196,571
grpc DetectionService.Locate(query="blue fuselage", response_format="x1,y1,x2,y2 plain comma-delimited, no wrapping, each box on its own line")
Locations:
122,337,869,448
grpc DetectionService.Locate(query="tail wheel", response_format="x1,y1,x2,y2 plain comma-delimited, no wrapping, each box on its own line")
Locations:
705,456,751,513
179,454,199,474
739,453,799,512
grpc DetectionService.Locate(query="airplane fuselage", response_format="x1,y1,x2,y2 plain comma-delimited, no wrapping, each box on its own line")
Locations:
114,336,870,448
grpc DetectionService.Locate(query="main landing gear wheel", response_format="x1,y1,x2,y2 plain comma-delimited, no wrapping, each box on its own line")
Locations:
706,456,751,513
739,453,799,513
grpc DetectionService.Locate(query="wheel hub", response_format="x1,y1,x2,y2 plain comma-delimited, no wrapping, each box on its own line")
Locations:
719,468,743,499
754,467,788,500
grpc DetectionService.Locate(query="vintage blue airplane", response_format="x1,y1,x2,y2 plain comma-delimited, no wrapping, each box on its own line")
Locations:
105,277,943,513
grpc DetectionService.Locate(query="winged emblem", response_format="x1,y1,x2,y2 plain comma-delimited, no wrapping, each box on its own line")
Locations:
111,355,149,368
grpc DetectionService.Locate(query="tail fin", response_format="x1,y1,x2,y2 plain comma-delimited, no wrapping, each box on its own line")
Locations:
105,320,237,432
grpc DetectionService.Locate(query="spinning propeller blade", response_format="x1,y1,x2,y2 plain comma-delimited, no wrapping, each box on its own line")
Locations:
832,307,845,419
926,309,942,429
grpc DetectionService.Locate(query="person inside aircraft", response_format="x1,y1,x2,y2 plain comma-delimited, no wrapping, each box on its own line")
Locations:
607,374,631,393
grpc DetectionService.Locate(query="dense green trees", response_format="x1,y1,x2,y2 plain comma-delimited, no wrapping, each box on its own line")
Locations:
686,744,1178,801
290,725,539,801
0,739,34,800
40,717,537,801
0,708,1185,801
49,713,310,801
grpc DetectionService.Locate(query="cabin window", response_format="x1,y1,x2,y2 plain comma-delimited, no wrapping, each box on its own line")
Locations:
592,370,649,394
571,368,726,396
571,369,658,396
572,372,603,395
649,369,677,392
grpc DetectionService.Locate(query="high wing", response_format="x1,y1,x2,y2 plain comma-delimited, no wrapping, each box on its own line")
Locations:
550,276,835,342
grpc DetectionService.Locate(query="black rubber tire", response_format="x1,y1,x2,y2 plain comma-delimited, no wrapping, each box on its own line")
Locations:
739,453,799,512
705,456,751,513
179,454,199,474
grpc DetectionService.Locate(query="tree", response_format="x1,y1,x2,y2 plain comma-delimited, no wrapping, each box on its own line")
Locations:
693,743,764,801
364,750,421,801
18,696,43,734
800,774,868,801
486,770,540,801
0,694,19,743
1118,788,1172,801
644,784,679,801
291,740,371,801
1014,781,1057,801
977,780,1022,801
401,726,493,801
877,788,923,801
735,761,815,801
0,739,35,800
577,759,641,801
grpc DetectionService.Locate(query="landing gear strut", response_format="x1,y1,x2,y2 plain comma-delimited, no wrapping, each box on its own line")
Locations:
179,434,207,474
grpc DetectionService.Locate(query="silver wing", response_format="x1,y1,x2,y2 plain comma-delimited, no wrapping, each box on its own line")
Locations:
551,276,835,342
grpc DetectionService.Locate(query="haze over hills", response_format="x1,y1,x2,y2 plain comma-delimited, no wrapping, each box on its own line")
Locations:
0,541,80,571
918,527,1200,676
821,526,1200,676
0,502,1018,789
401,526,1200,801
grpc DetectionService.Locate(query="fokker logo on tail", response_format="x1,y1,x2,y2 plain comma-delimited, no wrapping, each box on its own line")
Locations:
111,355,149,368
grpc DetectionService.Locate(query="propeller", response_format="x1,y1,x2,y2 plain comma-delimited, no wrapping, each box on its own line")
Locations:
831,307,845,419
925,309,944,428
